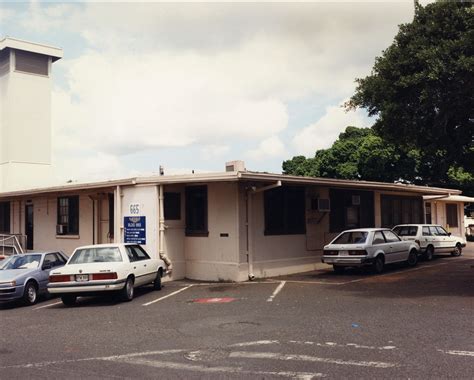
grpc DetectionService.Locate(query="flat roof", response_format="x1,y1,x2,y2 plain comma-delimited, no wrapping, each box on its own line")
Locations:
0,170,461,199
0,37,63,61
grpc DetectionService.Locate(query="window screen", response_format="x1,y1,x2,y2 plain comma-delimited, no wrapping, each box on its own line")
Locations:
381,195,423,228
264,186,305,235
15,50,48,76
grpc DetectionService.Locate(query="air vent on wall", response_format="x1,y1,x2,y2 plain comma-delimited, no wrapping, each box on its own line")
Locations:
317,198,331,212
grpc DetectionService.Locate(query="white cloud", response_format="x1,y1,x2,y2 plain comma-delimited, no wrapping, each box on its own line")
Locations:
246,135,288,161
200,145,230,160
292,103,372,157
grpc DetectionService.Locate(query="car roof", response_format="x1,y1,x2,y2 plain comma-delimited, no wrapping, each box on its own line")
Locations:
73,243,137,250
340,228,390,233
16,251,62,256
393,224,440,227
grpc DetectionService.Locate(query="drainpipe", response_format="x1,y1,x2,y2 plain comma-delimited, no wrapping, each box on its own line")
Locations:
116,185,123,243
246,181,282,281
157,185,172,273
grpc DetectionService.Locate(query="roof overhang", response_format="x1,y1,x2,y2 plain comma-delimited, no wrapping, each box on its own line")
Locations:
0,171,462,200
0,37,63,61
423,195,474,203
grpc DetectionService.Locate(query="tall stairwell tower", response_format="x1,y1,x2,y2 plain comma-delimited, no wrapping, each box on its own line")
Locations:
0,37,62,192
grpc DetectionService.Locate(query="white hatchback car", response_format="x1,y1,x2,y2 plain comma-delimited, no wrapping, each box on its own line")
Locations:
392,224,466,260
322,228,420,274
48,244,167,306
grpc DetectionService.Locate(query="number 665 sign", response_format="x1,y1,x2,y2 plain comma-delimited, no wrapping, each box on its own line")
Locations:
129,203,140,215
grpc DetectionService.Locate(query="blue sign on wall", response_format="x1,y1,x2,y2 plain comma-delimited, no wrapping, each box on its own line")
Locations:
124,216,146,244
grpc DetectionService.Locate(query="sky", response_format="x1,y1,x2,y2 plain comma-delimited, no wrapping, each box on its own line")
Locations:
0,1,430,183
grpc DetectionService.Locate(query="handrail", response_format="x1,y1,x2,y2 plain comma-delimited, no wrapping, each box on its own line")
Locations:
0,234,26,256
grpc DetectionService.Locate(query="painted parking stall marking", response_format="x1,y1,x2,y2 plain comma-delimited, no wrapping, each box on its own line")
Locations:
192,297,237,304
267,281,286,302
33,300,63,310
142,285,193,306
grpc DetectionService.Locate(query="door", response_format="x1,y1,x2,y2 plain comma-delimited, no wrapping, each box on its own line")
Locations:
382,230,407,262
25,204,34,250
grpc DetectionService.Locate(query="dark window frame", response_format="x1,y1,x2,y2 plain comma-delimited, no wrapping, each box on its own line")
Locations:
446,204,458,228
381,195,423,228
57,196,79,235
264,186,306,236
185,186,208,237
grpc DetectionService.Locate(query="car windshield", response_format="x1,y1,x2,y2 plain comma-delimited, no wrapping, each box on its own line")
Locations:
0,255,42,270
69,247,123,264
332,231,368,244
393,226,418,236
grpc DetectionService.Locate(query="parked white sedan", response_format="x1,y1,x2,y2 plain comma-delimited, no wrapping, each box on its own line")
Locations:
48,244,166,306
322,228,420,274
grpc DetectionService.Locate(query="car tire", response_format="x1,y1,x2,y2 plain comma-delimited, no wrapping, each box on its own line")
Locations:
451,244,462,257
61,295,77,306
23,281,38,305
120,277,134,302
407,249,418,267
333,265,345,274
424,245,434,261
372,255,384,274
153,269,162,291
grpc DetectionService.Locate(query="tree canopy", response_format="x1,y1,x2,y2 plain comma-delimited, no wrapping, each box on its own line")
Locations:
284,2,473,192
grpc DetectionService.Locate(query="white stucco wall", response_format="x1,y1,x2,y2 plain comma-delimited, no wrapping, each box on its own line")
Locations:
184,182,240,281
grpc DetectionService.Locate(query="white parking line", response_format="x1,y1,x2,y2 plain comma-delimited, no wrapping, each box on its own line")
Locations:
33,301,63,310
111,357,325,379
230,351,397,368
267,281,286,302
438,349,474,357
289,340,397,350
142,285,193,306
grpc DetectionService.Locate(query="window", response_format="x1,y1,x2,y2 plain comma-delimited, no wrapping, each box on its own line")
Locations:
446,204,458,228
69,247,122,264
15,50,48,76
43,253,65,268
0,49,9,76
393,226,418,236
126,245,151,262
0,202,10,233
264,186,305,235
329,189,374,233
185,186,208,236
333,231,368,244
108,193,114,239
164,192,181,220
429,226,439,236
435,226,448,236
422,226,431,236
57,196,79,235
382,230,401,243
373,231,385,245
381,195,423,228
425,203,432,224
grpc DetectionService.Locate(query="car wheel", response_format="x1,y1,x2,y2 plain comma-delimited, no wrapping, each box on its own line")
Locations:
23,281,38,305
372,256,384,274
120,277,134,302
333,265,345,274
451,244,462,257
61,295,77,306
424,245,434,261
407,249,418,267
153,269,162,291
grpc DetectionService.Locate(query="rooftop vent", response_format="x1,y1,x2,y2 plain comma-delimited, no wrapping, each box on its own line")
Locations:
225,160,246,172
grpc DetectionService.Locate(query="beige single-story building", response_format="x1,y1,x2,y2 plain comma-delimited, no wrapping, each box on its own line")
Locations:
0,161,470,282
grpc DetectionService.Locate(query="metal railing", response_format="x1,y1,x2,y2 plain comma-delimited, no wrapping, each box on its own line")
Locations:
0,234,26,257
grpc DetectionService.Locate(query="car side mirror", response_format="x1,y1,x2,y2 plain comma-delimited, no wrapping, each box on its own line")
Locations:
42,263,52,270
448,232,452,236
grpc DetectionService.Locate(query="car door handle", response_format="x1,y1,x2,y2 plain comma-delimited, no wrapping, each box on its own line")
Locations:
133,266,136,269
144,264,147,267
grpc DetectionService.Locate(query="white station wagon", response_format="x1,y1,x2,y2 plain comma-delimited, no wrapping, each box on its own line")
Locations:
48,244,166,306
392,224,466,260
322,228,420,274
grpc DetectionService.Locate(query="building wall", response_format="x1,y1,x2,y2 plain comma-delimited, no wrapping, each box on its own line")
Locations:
184,182,240,281
0,58,54,191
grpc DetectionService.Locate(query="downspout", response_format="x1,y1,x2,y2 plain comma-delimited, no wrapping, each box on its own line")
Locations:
157,185,172,273
246,180,282,281
115,185,123,243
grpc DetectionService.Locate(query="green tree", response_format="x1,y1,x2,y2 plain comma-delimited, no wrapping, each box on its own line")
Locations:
346,2,474,188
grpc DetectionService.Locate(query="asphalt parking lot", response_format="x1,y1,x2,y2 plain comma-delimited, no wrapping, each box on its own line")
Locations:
1,244,473,379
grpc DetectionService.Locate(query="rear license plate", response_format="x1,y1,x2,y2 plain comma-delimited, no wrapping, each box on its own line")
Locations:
75,274,89,282
339,250,348,255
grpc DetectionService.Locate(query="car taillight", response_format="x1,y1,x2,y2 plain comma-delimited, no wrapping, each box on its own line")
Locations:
348,250,368,256
49,275,73,282
324,250,338,256
91,272,118,280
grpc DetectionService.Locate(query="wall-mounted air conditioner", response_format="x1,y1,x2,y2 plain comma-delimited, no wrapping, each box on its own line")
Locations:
317,198,331,212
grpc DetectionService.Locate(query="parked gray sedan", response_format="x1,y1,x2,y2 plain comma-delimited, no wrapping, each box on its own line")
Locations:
0,251,68,305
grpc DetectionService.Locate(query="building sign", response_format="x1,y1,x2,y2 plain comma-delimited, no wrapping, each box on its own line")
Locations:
124,216,146,244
